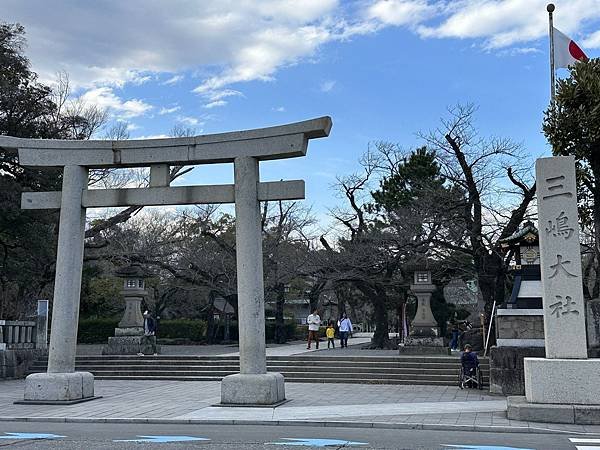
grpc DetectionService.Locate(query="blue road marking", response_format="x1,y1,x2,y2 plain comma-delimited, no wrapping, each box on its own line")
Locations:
267,438,368,447
0,433,64,440
114,435,210,443
444,446,535,450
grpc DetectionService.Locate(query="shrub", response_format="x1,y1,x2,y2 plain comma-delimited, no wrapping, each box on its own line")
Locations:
77,318,119,343
77,318,207,343
265,321,298,342
158,319,207,342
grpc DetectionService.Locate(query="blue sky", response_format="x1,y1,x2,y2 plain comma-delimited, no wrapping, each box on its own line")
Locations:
4,0,600,223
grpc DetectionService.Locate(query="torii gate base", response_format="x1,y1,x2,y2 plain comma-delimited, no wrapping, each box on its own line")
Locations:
3,117,332,406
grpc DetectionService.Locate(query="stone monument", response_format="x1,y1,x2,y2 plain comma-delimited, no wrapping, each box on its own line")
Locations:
508,156,600,424
3,116,331,405
443,278,484,322
399,266,449,355
103,264,159,355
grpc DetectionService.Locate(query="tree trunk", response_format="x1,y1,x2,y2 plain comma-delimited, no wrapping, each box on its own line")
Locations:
358,282,391,349
274,283,286,344
205,291,217,344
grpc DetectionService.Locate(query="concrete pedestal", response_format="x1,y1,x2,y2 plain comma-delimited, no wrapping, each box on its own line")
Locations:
103,335,159,355
508,396,600,425
525,358,600,405
221,373,285,405
22,371,96,404
398,337,450,355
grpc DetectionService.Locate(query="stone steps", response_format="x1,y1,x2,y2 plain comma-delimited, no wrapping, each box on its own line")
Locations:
28,355,489,386
89,375,466,385
28,364,482,374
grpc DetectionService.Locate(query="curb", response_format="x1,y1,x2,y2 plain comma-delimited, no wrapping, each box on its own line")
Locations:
0,417,596,435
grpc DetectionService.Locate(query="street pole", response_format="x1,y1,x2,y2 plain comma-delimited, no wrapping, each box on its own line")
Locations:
548,3,556,103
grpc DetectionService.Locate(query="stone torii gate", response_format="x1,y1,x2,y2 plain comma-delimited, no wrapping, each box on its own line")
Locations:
2,116,332,405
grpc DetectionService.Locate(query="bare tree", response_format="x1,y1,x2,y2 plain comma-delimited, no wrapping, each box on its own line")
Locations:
419,104,536,319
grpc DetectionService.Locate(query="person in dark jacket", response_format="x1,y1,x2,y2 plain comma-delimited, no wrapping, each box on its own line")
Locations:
143,310,156,336
138,310,157,356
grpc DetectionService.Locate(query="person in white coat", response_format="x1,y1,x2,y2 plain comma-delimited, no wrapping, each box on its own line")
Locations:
338,313,353,348
306,309,321,350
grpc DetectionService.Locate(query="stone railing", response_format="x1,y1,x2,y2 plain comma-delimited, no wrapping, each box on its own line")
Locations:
0,320,36,350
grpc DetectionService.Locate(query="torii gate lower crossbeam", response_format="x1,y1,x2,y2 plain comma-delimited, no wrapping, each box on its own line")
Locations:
2,117,332,405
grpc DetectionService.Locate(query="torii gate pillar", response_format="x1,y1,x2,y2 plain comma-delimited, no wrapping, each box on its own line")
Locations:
23,165,95,403
220,156,285,404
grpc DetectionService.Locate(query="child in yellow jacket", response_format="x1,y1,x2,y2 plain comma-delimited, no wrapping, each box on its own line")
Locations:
326,321,335,349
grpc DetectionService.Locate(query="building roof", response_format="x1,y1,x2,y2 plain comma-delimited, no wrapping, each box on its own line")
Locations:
499,221,538,247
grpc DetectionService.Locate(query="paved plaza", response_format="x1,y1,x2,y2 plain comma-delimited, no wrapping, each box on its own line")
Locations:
0,377,599,435
1,338,597,435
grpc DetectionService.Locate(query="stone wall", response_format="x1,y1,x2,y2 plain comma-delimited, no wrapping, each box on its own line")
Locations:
489,346,545,395
496,315,544,340
587,299,600,350
0,348,46,379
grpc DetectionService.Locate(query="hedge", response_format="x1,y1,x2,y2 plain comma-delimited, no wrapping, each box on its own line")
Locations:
78,318,119,343
77,318,300,344
158,319,206,342
77,318,207,344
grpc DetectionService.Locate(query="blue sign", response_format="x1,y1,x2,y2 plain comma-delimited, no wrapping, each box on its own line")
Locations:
114,435,210,443
268,438,368,447
444,446,534,450
0,433,64,440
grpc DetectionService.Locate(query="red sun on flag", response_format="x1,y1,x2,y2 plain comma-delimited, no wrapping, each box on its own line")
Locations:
554,27,588,69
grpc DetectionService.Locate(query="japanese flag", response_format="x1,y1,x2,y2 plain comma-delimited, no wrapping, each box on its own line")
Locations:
554,27,588,69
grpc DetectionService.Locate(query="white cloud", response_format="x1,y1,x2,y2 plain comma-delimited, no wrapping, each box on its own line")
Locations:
177,115,201,126
5,0,600,99
4,0,342,91
192,24,332,94
195,88,244,108
131,74,153,85
159,105,181,115
415,0,600,50
204,100,227,109
126,123,141,131
366,0,438,27
583,29,600,48
272,106,286,112
80,87,153,119
163,75,184,85
320,80,336,92
131,134,170,139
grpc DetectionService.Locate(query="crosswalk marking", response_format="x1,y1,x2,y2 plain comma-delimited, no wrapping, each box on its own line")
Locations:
569,437,600,450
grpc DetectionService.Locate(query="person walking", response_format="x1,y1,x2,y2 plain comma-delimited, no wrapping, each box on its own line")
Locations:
338,313,353,348
449,322,459,351
326,321,335,349
138,310,157,356
306,309,321,350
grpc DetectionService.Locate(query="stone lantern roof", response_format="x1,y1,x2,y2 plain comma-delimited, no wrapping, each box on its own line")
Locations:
114,264,148,279
403,258,442,273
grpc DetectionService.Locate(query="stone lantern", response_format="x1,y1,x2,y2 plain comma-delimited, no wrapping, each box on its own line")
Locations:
102,264,156,355
399,262,449,355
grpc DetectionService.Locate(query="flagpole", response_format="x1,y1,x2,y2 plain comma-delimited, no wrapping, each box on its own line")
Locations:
548,3,556,102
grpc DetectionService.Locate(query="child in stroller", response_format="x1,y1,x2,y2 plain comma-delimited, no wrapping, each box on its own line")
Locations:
458,344,482,389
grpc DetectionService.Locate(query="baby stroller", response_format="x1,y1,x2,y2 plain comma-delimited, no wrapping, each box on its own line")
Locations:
458,345,483,390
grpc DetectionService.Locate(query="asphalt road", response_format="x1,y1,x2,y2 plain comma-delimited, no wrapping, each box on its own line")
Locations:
0,422,594,449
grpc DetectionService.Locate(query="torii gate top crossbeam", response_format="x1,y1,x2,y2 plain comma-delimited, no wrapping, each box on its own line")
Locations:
1,116,331,168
